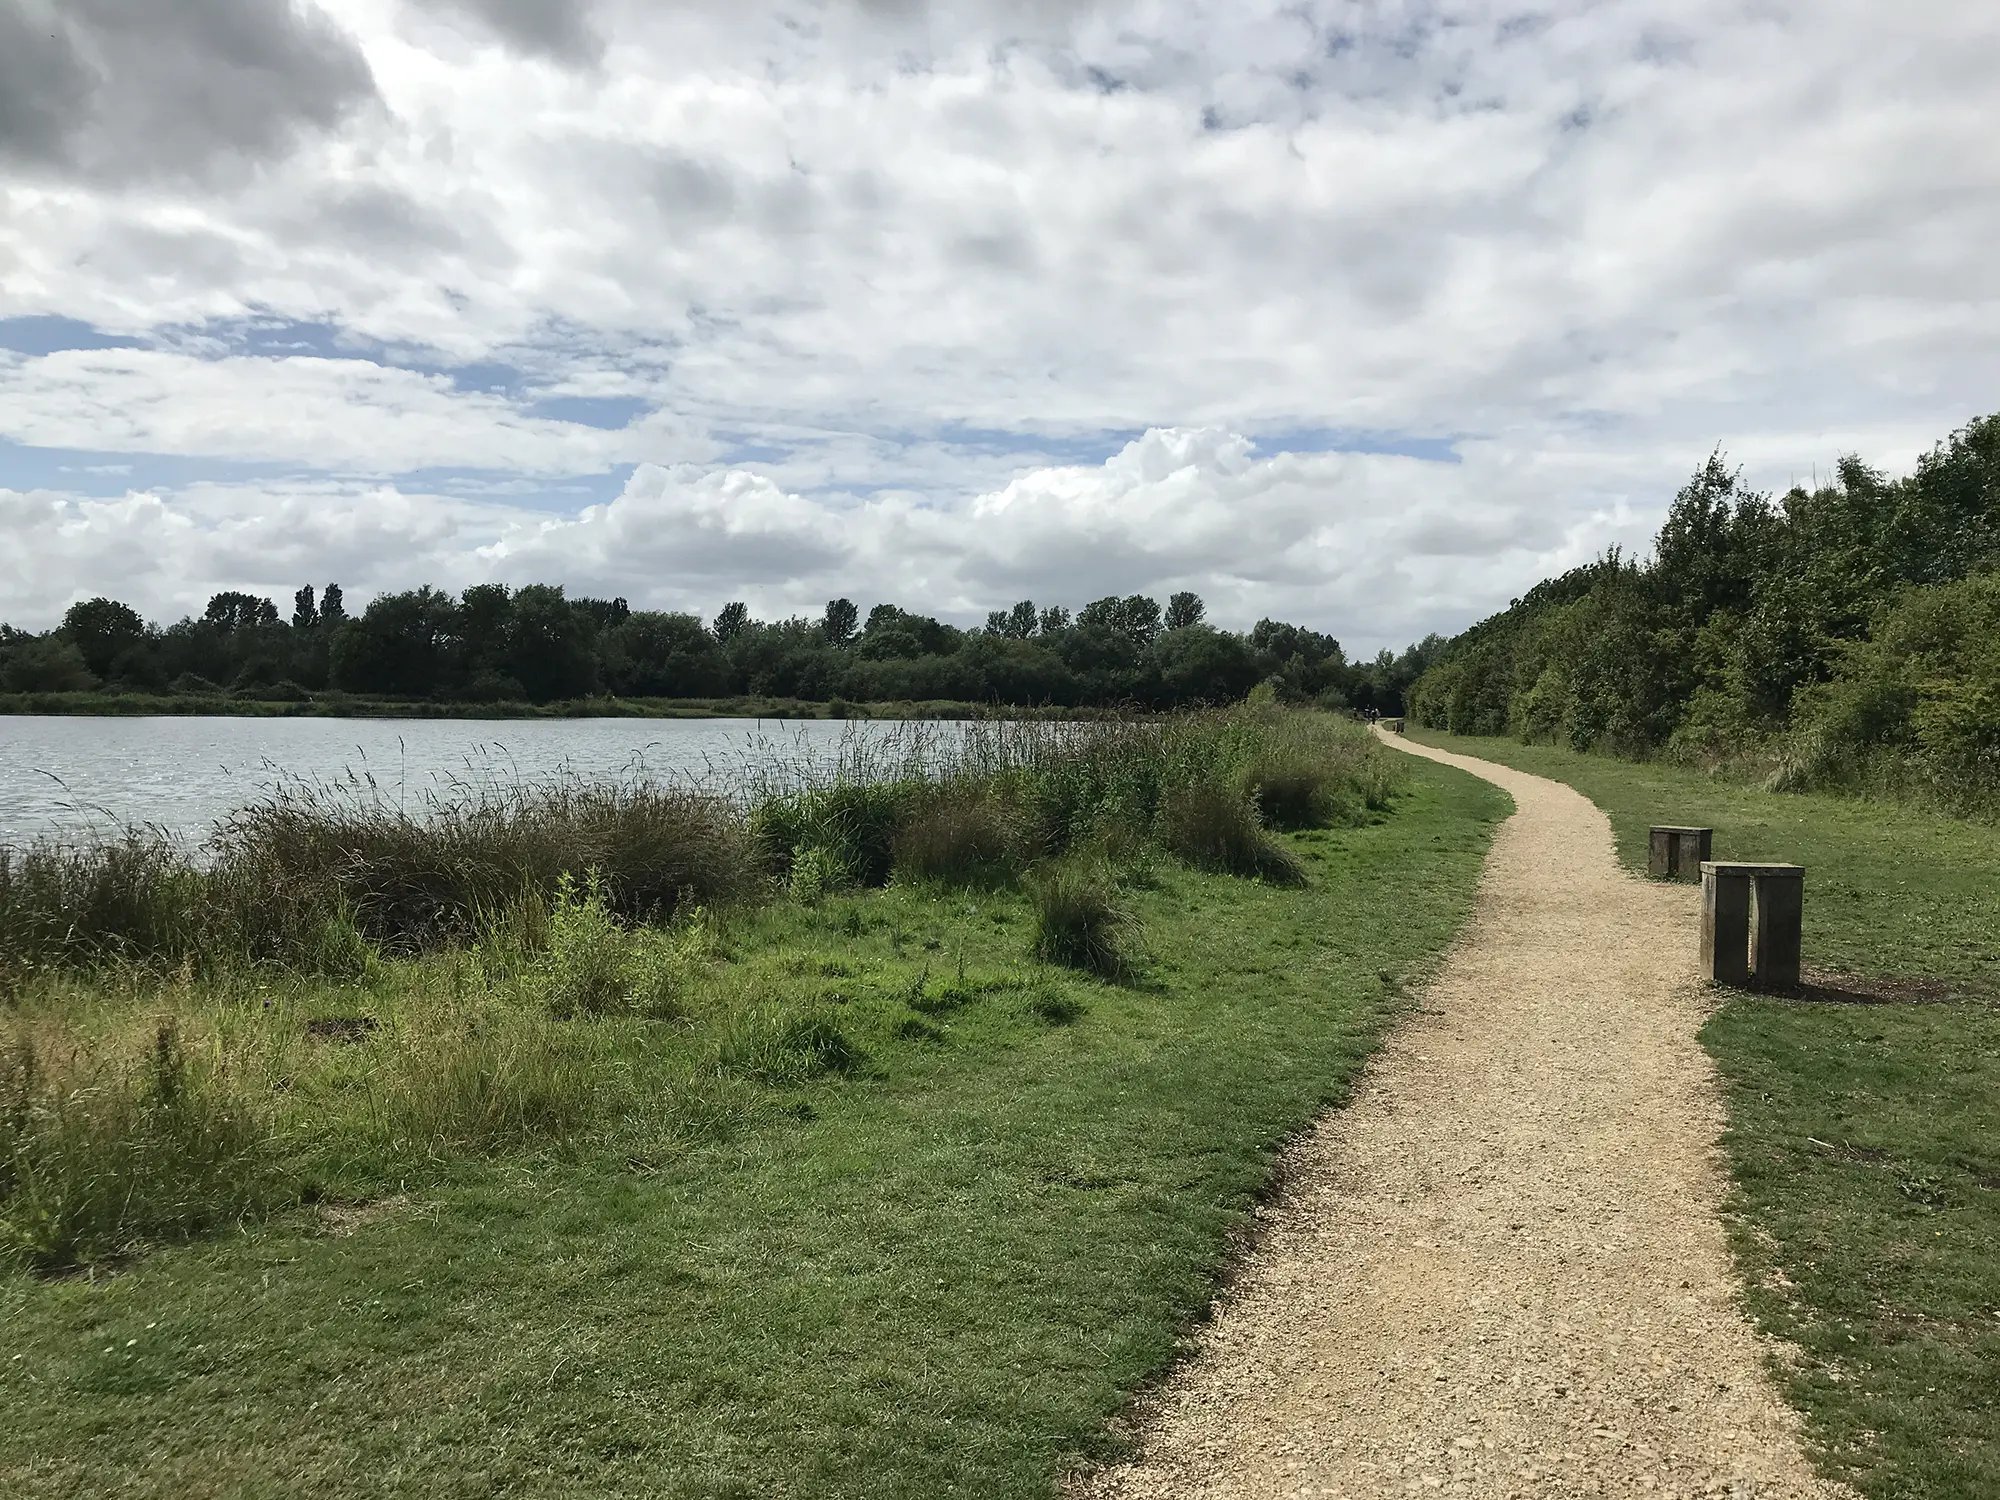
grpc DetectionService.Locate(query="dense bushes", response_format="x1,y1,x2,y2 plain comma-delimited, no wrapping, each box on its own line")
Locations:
1408,413,2000,811
1772,572,2000,804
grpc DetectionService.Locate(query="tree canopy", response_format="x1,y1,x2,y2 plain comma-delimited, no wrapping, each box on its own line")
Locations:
3,585,1426,715
1406,412,2000,807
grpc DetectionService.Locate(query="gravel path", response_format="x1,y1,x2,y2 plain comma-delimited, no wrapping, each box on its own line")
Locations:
1080,733,1848,1500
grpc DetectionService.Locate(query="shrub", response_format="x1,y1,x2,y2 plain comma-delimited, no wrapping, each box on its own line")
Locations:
1027,859,1133,979
0,638,96,693
0,1021,273,1269
532,871,700,1019
1157,783,1305,885
535,870,629,1017
751,782,911,887
787,845,852,905
303,906,380,983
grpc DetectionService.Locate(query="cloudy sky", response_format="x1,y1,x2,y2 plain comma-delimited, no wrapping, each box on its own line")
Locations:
1,0,1995,652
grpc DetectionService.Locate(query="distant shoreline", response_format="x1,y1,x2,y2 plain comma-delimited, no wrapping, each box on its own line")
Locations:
0,691,1111,722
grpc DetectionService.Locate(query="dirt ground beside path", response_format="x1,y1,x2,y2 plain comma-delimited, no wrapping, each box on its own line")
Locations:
1079,733,1850,1500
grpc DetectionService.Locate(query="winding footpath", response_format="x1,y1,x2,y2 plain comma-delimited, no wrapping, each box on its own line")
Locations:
1082,732,1849,1500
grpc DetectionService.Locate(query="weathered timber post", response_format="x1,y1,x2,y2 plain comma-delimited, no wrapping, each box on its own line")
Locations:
1750,866,1804,990
1700,861,1804,990
1649,826,1713,879
1700,863,1753,987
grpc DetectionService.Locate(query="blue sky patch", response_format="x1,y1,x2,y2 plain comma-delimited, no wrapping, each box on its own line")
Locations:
0,317,145,357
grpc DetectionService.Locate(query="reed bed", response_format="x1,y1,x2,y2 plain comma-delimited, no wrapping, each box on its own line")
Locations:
0,707,1402,1268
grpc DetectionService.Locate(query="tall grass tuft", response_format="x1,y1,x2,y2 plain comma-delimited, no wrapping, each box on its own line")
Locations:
0,833,206,982
751,782,912,889
213,777,759,959
0,1020,273,1269
716,1000,861,1084
1027,858,1134,979
1240,749,1349,830
890,790,1021,888
1158,783,1306,885
370,1014,594,1152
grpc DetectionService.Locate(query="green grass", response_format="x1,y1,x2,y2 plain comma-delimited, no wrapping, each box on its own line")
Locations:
0,756,1507,1498
1408,727,2000,1500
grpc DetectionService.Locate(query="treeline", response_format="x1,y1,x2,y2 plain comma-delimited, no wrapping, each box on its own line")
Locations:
1408,412,2000,808
0,583,1432,715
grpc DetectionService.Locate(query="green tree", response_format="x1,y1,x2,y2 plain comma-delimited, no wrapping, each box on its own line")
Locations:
458,584,514,675
203,592,278,633
1164,591,1205,631
1153,624,1258,706
328,587,459,696
506,584,597,703
822,598,859,647
1,637,97,693
60,597,145,678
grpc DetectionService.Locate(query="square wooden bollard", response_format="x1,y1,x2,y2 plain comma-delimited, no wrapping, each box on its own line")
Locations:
1700,864,1753,986
1700,861,1804,990
1649,826,1713,879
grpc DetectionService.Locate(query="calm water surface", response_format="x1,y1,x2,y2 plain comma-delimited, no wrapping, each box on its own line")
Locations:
0,716,884,845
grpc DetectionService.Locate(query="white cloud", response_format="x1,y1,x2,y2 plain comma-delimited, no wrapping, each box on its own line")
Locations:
0,348,710,473
0,430,1661,653
0,0,1997,644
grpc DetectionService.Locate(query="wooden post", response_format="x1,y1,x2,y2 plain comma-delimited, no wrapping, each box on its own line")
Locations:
1650,826,1714,880
1700,863,1753,987
1675,828,1713,877
1751,868,1804,990
1701,862,1804,989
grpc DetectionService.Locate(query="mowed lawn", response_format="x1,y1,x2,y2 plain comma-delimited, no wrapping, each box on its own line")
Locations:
1409,727,2000,1500
0,758,1507,1500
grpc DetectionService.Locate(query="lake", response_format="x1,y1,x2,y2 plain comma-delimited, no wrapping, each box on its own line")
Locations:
0,716,884,846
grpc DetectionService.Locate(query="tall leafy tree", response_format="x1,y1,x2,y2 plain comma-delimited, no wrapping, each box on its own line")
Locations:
821,598,859,647
1164,591,1205,631
60,597,146,678
203,592,278,632
506,584,596,703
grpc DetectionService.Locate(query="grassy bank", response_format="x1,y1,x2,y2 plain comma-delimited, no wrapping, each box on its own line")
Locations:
0,714,1508,1497
0,691,1109,721
1407,727,2000,1500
